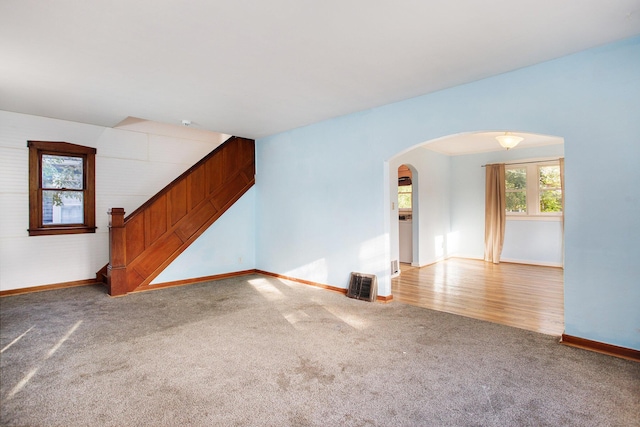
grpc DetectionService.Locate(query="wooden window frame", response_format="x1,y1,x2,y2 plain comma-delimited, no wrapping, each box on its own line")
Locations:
28,141,97,236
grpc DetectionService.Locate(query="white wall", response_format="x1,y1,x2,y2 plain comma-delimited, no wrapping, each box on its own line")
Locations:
502,220,563,266
255,37,640,350
0,111,226,291
390,148,451,268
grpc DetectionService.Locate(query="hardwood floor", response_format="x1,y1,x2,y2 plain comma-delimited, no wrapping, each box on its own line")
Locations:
391,258,564,336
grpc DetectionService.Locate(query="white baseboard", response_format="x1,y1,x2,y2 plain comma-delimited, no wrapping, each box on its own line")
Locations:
499,258,563,268
410,256,447,268
410,255,563,269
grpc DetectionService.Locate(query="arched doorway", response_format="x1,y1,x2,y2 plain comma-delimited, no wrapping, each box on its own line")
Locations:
397,164,417,268
387,131,565,335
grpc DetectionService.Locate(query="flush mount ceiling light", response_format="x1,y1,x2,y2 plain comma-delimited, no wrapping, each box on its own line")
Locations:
496,132,523,150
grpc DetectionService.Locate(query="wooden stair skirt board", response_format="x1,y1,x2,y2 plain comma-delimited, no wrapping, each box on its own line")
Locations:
101,136,255,296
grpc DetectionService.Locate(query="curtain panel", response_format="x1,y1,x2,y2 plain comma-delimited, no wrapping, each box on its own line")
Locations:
559,157,565,224
484,163,506,264
559,157,565,267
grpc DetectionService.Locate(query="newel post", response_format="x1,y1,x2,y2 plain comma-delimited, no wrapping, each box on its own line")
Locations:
107,208,127,296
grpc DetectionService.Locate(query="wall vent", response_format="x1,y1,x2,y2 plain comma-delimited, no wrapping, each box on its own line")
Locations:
347,273,377,302
391,260,399,275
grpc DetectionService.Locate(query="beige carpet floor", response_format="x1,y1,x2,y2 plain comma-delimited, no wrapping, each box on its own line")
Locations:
1,274,638,426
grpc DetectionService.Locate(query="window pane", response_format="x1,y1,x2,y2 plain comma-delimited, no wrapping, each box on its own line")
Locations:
506,168,526,213
398,184,412,209
42,155,83,189
505,168,526,190
539,165,561,189
42,190,84,224
398,193,412,209
540,189,563,213
539,165,562,213
506,190,527,213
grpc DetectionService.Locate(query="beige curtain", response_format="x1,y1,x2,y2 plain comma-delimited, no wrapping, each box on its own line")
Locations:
559,157,565,222
559,157,565,267
484,164,506,264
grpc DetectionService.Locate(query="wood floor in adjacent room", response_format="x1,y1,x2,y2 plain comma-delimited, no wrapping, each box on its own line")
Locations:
391,258,564,336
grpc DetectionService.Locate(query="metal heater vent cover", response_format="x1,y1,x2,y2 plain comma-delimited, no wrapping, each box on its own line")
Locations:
347,272,377,302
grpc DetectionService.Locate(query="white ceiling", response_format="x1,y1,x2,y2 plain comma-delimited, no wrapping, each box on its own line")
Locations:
1,1,639,140
113,116,231,143
424,131,564,156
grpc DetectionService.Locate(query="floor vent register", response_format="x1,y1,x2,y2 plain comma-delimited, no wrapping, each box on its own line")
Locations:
347,273,377,302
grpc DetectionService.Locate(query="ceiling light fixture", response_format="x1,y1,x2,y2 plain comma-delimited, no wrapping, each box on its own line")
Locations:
496,132,523,150
181,119,191,127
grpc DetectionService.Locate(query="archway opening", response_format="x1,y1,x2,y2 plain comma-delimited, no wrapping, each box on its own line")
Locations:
397,165,417,271
387,130,565,336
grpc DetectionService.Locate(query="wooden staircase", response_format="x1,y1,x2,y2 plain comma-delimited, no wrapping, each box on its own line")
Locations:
98,136,255,296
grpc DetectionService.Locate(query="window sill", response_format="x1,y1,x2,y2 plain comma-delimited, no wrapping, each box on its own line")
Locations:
506,215,562,222
28,226,97,236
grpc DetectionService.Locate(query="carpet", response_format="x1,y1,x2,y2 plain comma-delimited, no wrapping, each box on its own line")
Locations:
1,274,638,426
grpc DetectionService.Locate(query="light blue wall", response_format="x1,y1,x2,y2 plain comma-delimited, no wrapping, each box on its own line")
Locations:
255,36,640,349
152,188,256,284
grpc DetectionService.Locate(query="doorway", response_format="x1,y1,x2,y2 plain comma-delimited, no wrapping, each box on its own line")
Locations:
397,165,413,264
386,131,565,334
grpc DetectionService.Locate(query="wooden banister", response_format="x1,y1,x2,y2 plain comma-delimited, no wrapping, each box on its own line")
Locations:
104,136,255,296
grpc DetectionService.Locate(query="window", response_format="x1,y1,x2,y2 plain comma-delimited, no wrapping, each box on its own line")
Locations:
505,160,562,218
398,184,412,209
28,141,96,236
